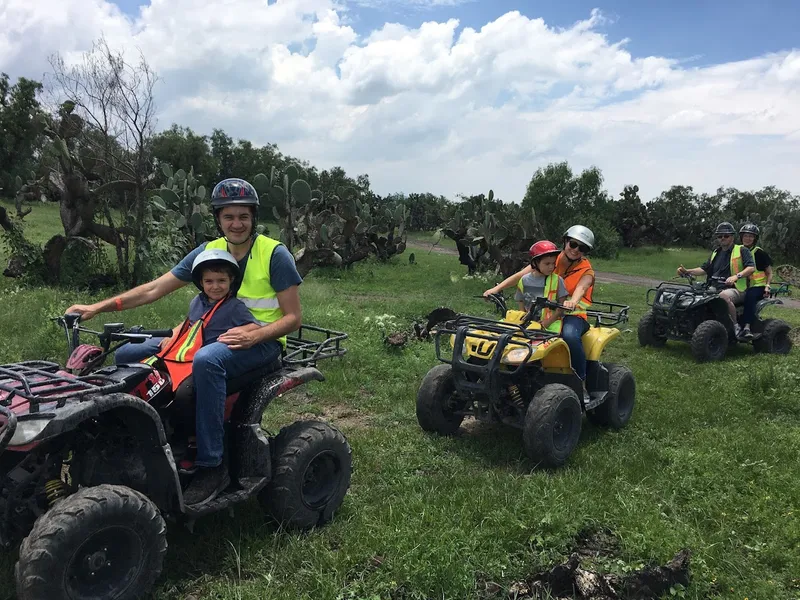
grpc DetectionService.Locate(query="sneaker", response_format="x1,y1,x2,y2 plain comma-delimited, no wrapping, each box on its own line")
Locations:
741,327,754,340
734,324,743,338
183,463,230,507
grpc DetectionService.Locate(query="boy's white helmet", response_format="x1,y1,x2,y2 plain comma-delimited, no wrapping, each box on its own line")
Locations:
191,249,240,291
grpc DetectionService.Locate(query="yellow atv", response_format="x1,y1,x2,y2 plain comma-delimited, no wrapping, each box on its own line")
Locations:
416,294,635,467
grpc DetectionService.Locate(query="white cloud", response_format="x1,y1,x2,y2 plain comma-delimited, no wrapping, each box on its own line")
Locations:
1,0,799,203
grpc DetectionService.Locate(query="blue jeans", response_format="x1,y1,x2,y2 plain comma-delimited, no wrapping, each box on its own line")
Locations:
562,315,590,381
742,286,766,326
115,338,282,467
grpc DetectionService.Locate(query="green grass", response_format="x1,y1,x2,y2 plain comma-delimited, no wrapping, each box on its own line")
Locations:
1,245,799,599
592,246,712,280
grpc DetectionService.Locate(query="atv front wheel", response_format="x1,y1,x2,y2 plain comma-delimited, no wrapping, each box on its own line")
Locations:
416,364,465,435
16,484,167,600
638,311,666,347
259,420,352,530
522,384,582,468
691,320,728,362
753,318,792,355
587,365,636,429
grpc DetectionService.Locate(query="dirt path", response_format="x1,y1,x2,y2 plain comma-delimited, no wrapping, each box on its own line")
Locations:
405,240,800,310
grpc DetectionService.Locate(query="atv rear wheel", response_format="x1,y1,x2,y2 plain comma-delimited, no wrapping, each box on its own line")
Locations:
587,365,636,429
522,384,582,468
691,320,728,362
753,318,792,354
416,364,465,435
638,311,666,347
259,420,352,530
16,484,166,600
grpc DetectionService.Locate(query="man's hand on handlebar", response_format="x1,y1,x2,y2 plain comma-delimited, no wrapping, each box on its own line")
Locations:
64,304,99,322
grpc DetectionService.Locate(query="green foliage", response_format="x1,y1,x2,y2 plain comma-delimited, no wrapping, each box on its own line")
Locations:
616,185,648,248
149,163,213,262
0,73,45,196
57,237,114,288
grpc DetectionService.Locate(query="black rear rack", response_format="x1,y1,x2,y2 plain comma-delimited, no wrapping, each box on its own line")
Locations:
283,325,348,366
0,361,126,413
585,301,630,327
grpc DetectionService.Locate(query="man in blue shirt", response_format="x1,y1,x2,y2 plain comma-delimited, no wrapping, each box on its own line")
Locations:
65,178,303,506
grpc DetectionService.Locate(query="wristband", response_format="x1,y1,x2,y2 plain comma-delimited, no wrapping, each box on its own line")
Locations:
114,297,123,311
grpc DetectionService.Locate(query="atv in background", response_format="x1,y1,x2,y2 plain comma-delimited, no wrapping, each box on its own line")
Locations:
1,315,352,599
639,274,792,362
416,294,635,468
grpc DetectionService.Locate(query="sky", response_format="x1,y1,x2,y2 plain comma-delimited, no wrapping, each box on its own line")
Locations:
1,0,799,203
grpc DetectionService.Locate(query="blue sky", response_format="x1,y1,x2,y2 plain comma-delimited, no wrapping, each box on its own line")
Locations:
111,0,800,66
4,0,799,200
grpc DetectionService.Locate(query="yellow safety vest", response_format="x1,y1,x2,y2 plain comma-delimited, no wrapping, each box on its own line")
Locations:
748,246,767,287
710,244,747,292
207,235,287,347
517,273,563,333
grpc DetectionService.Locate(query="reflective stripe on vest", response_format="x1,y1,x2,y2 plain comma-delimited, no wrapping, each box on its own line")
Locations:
207,235,287,347
711,245,748,292
556,252,593,321
147,296,228,389
749,246,767,287
543,273,563,334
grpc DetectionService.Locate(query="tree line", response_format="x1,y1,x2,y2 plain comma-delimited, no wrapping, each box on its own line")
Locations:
1,41,798,288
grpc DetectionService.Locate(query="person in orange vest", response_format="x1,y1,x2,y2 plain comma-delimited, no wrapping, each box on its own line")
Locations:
484,225,597,402
153,248,261,386
65,178,304,507
737,223,773,340
677,221,755,338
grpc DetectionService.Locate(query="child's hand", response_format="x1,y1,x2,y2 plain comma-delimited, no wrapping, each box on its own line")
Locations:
158,336,172,350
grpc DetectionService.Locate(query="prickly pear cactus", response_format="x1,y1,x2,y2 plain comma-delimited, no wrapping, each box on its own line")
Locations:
149,164,212,252
775,264,800,287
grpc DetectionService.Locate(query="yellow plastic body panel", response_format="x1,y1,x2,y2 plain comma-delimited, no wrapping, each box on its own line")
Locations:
581,326,620,361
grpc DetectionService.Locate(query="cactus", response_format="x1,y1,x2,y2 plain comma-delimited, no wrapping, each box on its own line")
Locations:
251,166,409,276
149,164,212,251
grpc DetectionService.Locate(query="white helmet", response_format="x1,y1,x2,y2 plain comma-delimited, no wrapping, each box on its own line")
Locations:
562,225,595,250
191,248,240,291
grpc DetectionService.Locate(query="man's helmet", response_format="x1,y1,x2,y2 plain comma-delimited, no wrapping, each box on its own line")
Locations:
210,178,259,211
739,223,760,238
191,248,240,291
714,222,736,235
562,225,595,250
529,240,561,260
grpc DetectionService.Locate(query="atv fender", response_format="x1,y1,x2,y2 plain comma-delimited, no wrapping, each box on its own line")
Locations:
754,297,783,317
582,327,620,361
31,393,181,512
233,367,325,424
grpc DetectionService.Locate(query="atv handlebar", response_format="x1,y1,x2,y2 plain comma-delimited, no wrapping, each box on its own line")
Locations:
531,297,630,327
0,405,18,453
56,314,173,358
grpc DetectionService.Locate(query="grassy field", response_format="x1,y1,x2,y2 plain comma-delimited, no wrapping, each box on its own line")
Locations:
0,207,799,599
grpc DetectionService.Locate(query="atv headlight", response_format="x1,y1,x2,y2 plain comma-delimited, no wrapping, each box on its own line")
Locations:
9,418,51,446
501,347,531,365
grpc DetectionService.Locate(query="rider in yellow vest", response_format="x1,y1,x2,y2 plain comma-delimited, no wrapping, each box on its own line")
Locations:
65,178,303,506
677,221,755,338
738,223,773,340
513,240,570,333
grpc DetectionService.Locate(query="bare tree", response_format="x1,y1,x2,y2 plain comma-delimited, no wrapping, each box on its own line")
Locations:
31,37,160,285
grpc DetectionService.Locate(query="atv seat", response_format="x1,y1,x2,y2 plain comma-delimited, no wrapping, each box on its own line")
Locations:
171,358,283,425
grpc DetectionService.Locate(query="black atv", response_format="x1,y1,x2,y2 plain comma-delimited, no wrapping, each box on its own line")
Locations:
0,315,352,599
639,274,793,362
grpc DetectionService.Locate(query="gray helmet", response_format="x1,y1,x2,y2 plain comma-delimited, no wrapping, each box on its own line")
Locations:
562,225,595,250
714,222,736,235
739,223,760,238
191,249,240,291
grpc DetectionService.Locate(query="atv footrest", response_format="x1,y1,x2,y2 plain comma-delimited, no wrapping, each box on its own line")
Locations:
183,476,269,518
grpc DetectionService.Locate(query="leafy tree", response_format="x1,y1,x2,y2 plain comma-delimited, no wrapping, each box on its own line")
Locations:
0,74,45,200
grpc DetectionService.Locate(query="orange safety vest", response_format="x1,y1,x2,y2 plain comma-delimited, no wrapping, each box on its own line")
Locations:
555,252,594,321
143,296,228,389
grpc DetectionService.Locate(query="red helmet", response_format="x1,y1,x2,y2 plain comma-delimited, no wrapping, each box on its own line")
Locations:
529,240,560,260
